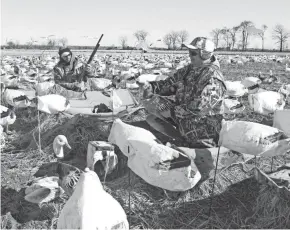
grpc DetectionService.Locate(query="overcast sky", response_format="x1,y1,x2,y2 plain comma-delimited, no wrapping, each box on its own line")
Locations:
1,0,290,49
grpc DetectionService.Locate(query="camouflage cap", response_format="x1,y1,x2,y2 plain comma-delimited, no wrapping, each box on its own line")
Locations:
182,37,215,53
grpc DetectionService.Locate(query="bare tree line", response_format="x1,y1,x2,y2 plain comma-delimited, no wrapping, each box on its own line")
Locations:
3,23,289,52
122,24,289,51
5,36,68,49
211,21,289,52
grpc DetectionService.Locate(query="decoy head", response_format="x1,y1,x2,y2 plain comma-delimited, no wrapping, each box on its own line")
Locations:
53,135,71,159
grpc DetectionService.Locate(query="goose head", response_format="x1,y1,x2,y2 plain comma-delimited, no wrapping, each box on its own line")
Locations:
53,135,71,159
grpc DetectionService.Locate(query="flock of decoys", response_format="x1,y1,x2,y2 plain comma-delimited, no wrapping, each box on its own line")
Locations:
23,134,128,229
1,52,290,229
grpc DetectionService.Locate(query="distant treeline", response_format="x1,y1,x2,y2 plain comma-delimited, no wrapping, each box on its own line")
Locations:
0,44,169,51
1,44,289,53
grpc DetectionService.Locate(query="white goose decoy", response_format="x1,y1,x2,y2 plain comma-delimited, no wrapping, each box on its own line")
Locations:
1,83,35,108
88,78,113,91
160,67,171,74
226,56,232,64
224,80,248,97
164,62,173,68
34,81,55,96
53,135,71,159
0,105,16,134
221,98,245,114
0,125,3,136
279,84,290,96
248,90,287,115
1,74,19,88
237,60,244,65
286,63,290,72
57,167,129,230
126,82,139,89
219,120,290,157
143,63,155,70
36,94,70,114
137,74,168,84
24,176,64,205
241,77,262,94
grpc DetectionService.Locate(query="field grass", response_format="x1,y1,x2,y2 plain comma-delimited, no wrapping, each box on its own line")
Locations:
1,56,290,229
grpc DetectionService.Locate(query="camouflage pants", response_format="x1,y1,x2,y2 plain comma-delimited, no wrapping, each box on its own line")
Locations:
48,84,85,99
175,114,223,148
144,95,223,148
58,82,87,92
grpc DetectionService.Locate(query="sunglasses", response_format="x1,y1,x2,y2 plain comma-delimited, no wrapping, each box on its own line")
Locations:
189,49,199,56
61,53,71,58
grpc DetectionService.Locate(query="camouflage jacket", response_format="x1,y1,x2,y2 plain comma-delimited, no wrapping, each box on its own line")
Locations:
149,55,227,118
147,55,227,147
53,57,98,83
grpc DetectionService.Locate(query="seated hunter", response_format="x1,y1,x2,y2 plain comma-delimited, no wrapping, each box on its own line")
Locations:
142,37,227,148
53,47,99,92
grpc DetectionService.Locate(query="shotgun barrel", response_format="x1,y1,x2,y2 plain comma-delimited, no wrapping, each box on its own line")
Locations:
78,34,104,82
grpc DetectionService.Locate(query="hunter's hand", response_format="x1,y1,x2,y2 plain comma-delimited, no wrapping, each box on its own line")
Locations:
85,64,93,72
137,81,153,99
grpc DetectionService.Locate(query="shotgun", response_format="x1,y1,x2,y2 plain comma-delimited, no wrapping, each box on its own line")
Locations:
78,34,104,82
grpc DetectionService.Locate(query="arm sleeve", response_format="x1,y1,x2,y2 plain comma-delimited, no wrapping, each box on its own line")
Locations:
53,66,64,84
149,65,191,96
85,64,99,77
197,78,226,115
73,62,98,78
173,68,226,118
66,61,85,82
73,62,85,75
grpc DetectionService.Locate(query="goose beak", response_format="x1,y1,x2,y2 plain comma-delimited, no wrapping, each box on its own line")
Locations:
65,142,71,149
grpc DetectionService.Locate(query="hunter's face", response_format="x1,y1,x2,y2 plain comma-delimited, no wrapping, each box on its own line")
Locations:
189,49,203,67
61,52,72,63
